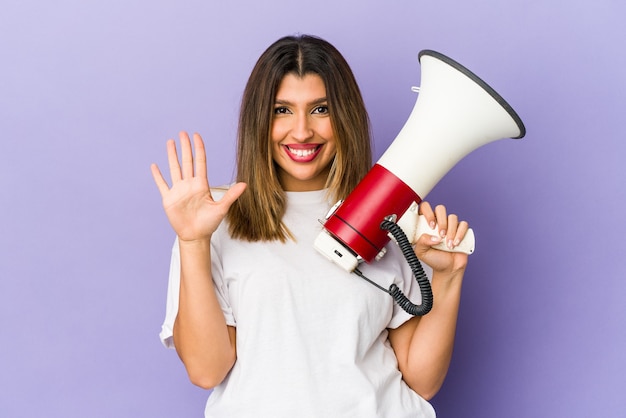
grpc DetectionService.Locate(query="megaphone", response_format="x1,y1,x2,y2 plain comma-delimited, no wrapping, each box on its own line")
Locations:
314,50,525,314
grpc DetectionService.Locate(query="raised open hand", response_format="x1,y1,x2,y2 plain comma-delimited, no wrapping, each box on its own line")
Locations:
150,131,246,242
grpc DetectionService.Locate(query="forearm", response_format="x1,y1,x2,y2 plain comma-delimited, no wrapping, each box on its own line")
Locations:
390,269,464,400
410,270,463,394
173,238,236,389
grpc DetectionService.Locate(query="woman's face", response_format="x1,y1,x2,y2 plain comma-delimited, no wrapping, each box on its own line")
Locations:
271,73,337,191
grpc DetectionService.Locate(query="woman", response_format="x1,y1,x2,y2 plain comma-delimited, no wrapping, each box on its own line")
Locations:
151,35,469,417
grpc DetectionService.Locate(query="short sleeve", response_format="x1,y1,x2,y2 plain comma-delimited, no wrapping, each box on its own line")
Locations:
209,229,236,327
159,239,181,349
159,226,237,349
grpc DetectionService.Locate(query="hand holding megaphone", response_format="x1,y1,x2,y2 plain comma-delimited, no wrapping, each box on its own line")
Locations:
316,50,523,269
395,201,475,255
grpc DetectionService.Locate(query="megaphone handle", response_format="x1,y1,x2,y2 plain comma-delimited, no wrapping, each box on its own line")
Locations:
415,214,475,255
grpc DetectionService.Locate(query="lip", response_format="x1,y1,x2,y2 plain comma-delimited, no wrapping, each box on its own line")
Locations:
282,144,323,163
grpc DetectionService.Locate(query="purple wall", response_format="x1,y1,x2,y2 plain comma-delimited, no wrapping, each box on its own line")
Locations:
2,1,624,417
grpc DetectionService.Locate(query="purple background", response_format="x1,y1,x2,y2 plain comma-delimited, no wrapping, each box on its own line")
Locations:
2,1,625,417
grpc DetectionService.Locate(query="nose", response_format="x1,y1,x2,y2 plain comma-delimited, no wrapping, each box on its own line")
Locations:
290,113,314,143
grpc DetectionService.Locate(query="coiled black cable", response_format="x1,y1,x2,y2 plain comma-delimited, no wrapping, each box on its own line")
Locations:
353,219,433,316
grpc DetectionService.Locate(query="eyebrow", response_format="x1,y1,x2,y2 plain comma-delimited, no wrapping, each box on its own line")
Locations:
274,97,328,106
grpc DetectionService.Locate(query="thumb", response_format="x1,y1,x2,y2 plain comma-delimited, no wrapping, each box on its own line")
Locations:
413,233,442,257
217,182,247,208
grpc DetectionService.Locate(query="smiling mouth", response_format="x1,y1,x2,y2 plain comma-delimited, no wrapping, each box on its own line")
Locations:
284,145,322,161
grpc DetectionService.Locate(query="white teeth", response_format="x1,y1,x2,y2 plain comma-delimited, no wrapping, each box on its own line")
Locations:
287,146,317,157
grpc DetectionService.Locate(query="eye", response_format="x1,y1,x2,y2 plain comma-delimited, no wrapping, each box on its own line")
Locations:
274,106,291,115
312,105,329,115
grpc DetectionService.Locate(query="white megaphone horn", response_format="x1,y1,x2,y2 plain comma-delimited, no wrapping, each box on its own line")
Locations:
314,50,526,275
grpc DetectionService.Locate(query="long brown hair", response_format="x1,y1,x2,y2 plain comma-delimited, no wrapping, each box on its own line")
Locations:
227,35,372,242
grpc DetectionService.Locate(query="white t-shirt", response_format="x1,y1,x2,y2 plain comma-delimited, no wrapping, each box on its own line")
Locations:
160,189,435,417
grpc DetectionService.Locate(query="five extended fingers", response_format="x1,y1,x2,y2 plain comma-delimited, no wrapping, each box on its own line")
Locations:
151,131,244,207
152,131,209,192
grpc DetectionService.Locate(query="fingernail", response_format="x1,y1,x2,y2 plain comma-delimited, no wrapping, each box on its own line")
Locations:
431,235,441,242
454,238,460,246
429,221,436,230
447,239,454,248
440,229,446,238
